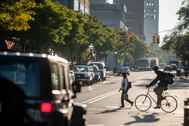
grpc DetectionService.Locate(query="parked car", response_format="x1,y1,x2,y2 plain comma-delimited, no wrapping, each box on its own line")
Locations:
0,52,87,126
164,65,172,71
171,64,177,70
118,66,130,75
88,62,106,81
92,65,101,82
73,65,94,85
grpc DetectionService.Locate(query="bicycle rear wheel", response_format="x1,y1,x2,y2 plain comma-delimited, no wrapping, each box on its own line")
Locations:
135,94,152,112
161,95,177,113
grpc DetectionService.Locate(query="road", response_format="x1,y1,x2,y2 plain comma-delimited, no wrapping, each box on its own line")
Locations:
74,70,189,126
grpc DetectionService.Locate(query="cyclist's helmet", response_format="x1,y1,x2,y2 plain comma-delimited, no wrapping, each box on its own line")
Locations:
153,66,159,71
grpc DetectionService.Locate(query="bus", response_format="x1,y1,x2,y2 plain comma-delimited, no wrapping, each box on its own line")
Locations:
137,58,151,70
150,57,159,69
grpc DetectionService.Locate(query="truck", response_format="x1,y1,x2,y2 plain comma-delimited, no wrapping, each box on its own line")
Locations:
137,57,151,70
150,57,159,69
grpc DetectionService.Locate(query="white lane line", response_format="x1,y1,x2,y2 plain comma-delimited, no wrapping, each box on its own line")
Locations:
82,90,118,104
133,80,144,85
88,91,118,104
87,125,104,126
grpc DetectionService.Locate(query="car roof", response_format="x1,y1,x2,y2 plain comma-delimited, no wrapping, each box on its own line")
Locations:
0,51,68,63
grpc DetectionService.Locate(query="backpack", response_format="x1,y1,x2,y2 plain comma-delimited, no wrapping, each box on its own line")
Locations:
164,72,175,84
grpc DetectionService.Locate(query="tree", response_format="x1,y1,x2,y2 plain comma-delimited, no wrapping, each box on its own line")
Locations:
176,0,189,31
20,0,73,53
0,0,36,51
64,11,89,62
161,0,189,63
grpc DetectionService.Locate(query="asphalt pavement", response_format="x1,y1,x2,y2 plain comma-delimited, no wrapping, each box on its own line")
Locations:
77,71,189,126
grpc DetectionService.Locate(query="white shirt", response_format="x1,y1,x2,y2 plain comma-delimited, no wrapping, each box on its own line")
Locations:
120,78,128,90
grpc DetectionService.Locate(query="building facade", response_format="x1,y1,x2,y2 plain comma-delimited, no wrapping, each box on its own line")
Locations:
114,0,144,37
144,0,159,47
114,0,159,47
52,0,90,14
90,0,128,31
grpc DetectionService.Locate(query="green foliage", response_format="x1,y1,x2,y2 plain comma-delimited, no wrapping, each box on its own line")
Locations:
0,0,36,31
0,0,154,64
162,1,189,63
176,0,189,31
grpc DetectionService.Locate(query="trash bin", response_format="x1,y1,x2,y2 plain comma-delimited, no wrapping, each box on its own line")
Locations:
184,98,189,126
176,70,181,76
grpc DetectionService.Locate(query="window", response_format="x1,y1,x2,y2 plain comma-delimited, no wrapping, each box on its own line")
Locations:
50,64,59,90
0,61,40,97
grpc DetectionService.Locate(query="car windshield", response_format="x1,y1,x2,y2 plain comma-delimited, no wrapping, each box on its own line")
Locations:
73,66,89,72
0,61,40,97
120,67,128,70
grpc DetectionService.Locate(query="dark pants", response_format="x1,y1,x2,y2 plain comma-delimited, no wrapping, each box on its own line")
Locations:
154,86,166,106
121,90,132,106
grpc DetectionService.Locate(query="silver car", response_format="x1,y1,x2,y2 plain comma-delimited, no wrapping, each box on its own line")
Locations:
118,66,130,75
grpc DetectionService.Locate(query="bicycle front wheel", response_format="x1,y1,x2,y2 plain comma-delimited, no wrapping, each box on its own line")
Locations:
135,94,152,112
161,95,177,113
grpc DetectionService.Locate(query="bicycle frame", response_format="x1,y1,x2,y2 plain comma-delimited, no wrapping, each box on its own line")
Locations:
145,87,157,104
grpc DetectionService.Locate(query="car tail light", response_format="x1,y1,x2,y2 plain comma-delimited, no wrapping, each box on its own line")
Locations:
41,102,52,113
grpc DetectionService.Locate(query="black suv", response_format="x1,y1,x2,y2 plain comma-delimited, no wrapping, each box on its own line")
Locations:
0,52,87,126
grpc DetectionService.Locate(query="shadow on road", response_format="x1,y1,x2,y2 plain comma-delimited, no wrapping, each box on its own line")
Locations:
124,113,160,125
96,106,131,114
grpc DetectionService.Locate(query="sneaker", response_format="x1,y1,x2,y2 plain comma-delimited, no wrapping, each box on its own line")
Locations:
154,105,161,109
120,105,124,108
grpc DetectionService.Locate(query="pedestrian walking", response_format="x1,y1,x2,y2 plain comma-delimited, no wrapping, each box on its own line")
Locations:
119,72,133,108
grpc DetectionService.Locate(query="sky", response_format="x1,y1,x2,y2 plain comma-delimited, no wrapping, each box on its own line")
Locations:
159,0,183,44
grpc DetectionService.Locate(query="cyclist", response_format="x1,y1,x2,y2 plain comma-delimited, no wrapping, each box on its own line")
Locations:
146,66,168,109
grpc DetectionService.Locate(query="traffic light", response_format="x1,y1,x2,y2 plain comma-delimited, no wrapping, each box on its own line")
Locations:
129,34,133,43
152,35,156,44
156,35,160,44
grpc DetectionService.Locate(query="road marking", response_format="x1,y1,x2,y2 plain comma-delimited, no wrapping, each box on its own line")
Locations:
133,80,144,85
88,86,94,91
88,125,104,126
83,90,118,104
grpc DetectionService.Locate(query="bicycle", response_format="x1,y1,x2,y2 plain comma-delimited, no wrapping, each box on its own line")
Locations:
135,87,177,113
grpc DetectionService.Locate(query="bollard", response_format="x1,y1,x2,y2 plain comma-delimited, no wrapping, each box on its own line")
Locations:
184,98,189,126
